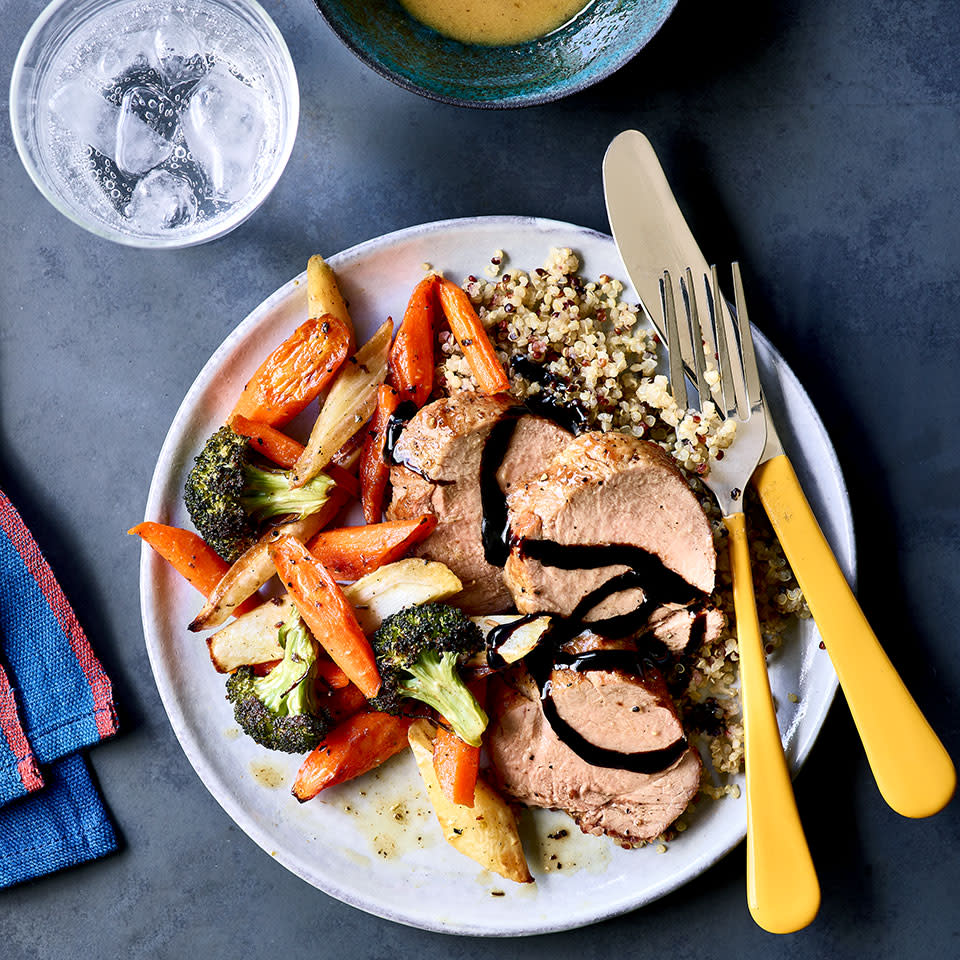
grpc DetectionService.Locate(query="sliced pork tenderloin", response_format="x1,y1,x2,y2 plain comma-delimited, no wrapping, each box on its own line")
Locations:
504,431,715,623
386,392,570,613
488,650,701,845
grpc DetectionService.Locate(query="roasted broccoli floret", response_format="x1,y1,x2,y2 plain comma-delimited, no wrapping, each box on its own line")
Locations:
225,609,329,754
369,603,487,746
184,425,335,562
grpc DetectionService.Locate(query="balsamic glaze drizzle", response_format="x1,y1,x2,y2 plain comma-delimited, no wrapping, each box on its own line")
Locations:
510,354,563,386
480,409,524,567
485,613,542,672
519,541,704,614
495,506,707,773
540,696,689,774
383,400,418,465
509,356,591,434
523,394,591,436
493,574,699,774
383,400,454,485
524,632,691,774
386,385,705,775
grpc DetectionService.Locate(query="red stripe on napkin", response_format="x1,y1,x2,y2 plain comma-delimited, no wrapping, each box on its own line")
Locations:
0,493,117,739
0,663,44,793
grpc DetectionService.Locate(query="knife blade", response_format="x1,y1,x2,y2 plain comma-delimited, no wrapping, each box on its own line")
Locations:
602,129,954,819
603,129,781,460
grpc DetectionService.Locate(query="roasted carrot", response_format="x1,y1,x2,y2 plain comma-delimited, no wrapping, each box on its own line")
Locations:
291,320,392,488
389,275,437,404
436,278,510,395
315,659,351,690
270,536,381,698
433,677,486,806
358,384,401,523
325,464,361,500
293,712,412,801
129,522,259,616
257,454,358,563
306,515,438,581
433,727,481,807
231,313,351,427
252,659,282,677
129,522,225,593
294,486,349,548
321,683,368,723
188,514,329,633
229,415,304,469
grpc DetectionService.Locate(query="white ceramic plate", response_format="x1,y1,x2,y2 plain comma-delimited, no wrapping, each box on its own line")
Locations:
139,216,852,936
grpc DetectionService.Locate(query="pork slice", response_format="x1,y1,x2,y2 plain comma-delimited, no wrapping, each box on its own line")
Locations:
386,392,570,613
497,415,570,494
549,666,685,754
488,665,701,844
648,605,725,655
504,431,715,620
387,468,436,519
550,632,686,753
390,391,515,483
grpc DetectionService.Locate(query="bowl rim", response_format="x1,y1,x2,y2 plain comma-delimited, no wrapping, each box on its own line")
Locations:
9,0,300,249
310,0,679,109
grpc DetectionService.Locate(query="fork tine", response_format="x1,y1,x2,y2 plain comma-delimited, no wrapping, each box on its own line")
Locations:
660,270,687,410
682,268,711,406
731,262,762,408
707,265,738,418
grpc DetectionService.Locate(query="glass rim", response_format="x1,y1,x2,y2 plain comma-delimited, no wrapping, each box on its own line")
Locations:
9,0,300,249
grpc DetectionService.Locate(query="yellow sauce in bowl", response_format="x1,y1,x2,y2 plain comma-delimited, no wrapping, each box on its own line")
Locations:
398,0,590,46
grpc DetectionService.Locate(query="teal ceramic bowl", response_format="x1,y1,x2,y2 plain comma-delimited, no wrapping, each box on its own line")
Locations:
311,0,678,108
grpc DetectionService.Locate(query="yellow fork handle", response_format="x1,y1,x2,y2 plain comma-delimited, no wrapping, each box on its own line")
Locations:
724,512,820,934
753,454,955,818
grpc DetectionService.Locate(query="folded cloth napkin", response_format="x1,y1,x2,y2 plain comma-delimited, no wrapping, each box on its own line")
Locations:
0,487,118,887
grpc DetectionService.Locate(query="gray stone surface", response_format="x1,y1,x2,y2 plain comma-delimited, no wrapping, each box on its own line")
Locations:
1,0,957,956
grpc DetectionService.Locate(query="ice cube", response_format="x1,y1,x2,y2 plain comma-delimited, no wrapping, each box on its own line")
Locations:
182,64,265,202
120,83,178,140
96,29,159,80
115,85,175,176
125,169,197,230
153,13,207,89
50,78,174,175
49,80,118,159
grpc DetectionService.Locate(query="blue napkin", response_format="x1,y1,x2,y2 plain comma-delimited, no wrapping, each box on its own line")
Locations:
0,488,118,887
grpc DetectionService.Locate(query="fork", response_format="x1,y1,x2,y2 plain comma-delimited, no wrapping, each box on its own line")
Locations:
661,264,820,934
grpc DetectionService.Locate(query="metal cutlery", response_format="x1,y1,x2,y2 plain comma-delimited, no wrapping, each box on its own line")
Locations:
662,264,819,933
603,129,954,821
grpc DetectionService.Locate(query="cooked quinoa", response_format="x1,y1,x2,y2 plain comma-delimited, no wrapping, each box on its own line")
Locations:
437,247,811,795
439,247,737,475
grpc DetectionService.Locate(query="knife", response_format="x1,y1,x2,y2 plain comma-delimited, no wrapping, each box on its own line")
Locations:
603,130,954,819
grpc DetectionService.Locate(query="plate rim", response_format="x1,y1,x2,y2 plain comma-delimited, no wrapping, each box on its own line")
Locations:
139,214,851,936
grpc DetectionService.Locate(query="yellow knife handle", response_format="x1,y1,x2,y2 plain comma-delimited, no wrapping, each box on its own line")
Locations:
753,454,955,818
724,512,820,934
